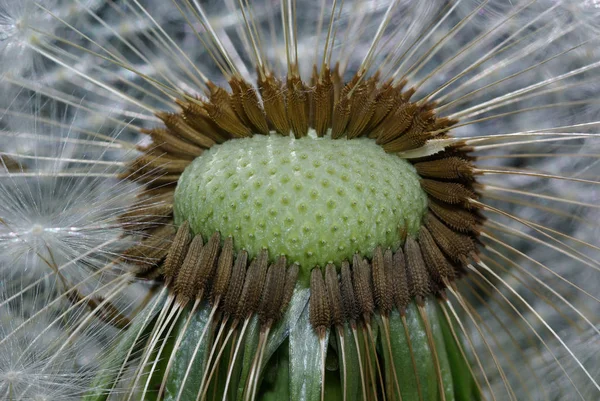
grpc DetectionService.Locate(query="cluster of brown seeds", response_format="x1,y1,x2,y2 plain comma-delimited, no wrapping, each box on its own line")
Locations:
309,222,478,336
135,221,299,328
125,66,458,187
120,65,484,333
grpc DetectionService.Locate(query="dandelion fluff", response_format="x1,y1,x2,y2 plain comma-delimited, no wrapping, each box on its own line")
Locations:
0,0,61,76
0,95,145,296
0,277,126,401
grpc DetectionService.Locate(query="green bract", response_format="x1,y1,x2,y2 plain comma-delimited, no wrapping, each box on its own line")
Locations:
174,130,428,273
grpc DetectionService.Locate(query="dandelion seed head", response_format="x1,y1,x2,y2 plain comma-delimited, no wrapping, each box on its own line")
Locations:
1,0,600,400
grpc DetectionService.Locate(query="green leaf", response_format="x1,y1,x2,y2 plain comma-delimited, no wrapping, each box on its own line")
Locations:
437,302,480,401
288,299,327,401
359,323,380,399
262,286,310,368
235,315,261,400
163,302,214,401
387,305,437,401
338,324,361,401
377,315,401,401
83,290,166,401
143,306,191,401
426,299,455,401
261,341,291,401
324,363,343,401
235,286,309,400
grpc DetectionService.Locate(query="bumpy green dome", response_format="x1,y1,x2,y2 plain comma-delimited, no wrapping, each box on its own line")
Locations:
174,130,428,273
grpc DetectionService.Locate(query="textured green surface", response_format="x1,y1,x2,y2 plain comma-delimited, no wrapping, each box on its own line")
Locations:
174,131,427,273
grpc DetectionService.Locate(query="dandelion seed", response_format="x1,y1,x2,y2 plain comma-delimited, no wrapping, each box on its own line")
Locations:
2,1,600,400
0,275,127,401
0,96,146,304
0,0,65,76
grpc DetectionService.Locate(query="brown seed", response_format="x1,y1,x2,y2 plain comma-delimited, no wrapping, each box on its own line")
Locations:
275,262,299,321
0,155,22,172
402,87,416,102
420,179,475,208
346,78,376,138
331,96,351,139
325,263,343,327
286,75,309,138
309,267,331,334
119,203,173,229
429,116,458,135
424,213,477,262
229,78,255,130
89,297,130,329
428,198,481,233
414,157,474,180
352,254,374,321
211,236,234,302
331,75,358,139
382,249,396,312
120,168,181,186
390,248,410,313
130,153,191,175
124,225,176,272
223,250,248,316
162,222,191,285
364,80,399,134
134,188,173,203
194,231,222,295
418,226,455,285
134,187,176,203
331,63,343,103
142,128,204,158
178,100,229,144
382,109,435,152
238,78,270,135
205,82,252,137
173,234,204,303
340,260,359,323
229,78,270,135
371,247,392,315
259,74,290,135
259,256,287,325
157,112,216,149
235,249,269,319
404,238,430,305
313,69,334,137
375,102,418,145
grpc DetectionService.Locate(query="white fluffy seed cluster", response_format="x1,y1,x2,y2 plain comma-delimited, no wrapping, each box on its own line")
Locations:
174,130,428,271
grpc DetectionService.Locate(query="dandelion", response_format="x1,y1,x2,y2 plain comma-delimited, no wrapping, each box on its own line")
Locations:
1,0,599,400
